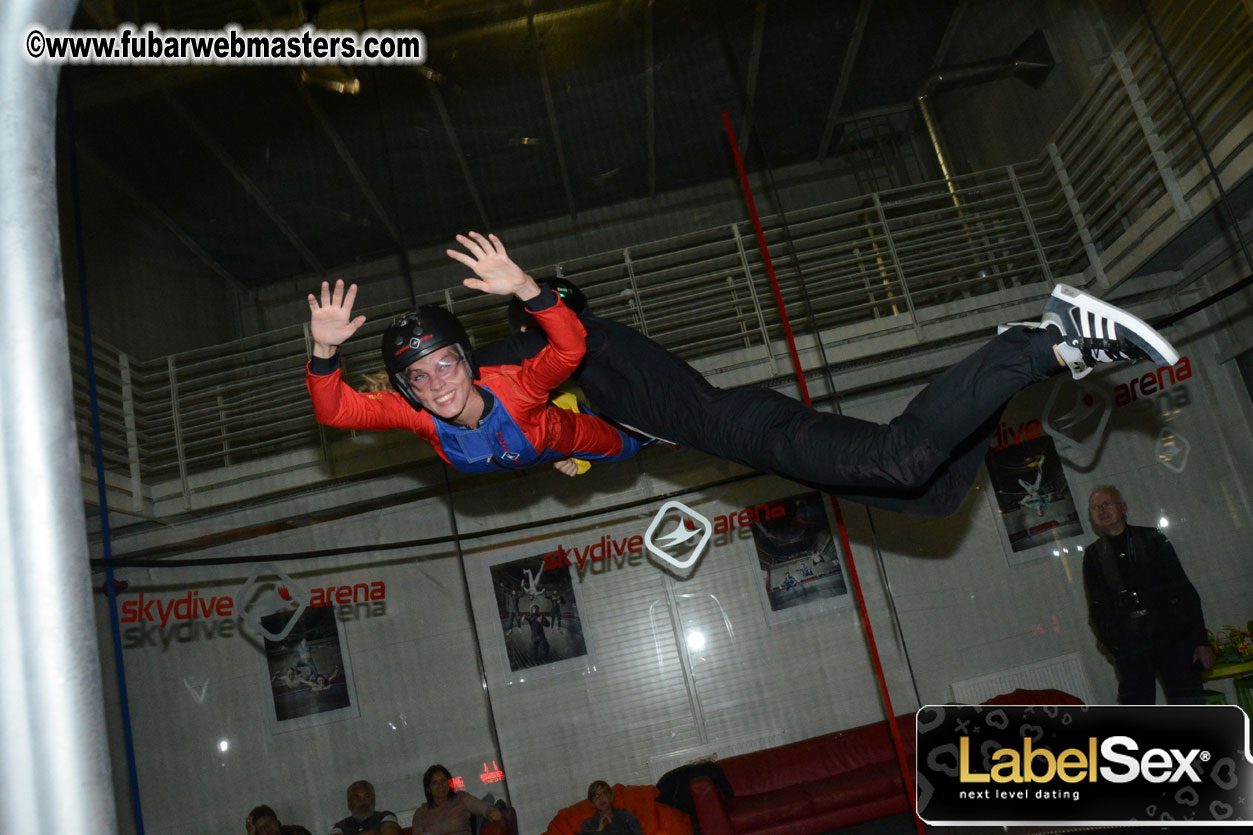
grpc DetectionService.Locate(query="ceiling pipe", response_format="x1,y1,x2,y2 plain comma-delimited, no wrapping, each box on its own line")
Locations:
916,28,1055,186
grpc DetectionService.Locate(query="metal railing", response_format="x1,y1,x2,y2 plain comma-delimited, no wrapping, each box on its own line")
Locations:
73,0,1252,512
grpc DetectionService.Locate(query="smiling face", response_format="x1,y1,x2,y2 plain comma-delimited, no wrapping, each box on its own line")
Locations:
404,345,479,423
1089,488,1128,536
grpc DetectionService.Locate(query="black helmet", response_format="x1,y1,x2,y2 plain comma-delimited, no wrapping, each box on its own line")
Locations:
507,278,589,335
381,305,473,411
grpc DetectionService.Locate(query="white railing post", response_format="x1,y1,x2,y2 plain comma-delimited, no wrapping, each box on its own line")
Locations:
118,352,143,513
1112,50,1193,222
731,224,778,374
1046,142,1107,286
1006,164,1055,288
166,356,191,510
725,276,751,350
871,193,923,340
622,248,650,336
216,387,232,467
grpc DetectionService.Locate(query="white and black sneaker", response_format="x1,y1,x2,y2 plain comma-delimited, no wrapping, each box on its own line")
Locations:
1040,284,1179,380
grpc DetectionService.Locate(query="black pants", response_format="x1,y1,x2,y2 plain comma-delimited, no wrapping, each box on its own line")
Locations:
1112,636,1205,704
578,316,1064,516
476,317,1063,517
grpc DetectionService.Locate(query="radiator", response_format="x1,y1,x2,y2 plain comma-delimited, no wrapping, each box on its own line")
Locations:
950,652,1094,704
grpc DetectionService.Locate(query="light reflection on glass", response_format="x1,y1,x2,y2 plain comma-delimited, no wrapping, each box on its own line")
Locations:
1159,515,1169,528
686,629,707,653
218,739,229,753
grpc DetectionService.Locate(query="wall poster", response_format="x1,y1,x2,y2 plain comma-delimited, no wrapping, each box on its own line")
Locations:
486,549,594,680
751,491,851,624
984,423,1086,566
262,604,359,733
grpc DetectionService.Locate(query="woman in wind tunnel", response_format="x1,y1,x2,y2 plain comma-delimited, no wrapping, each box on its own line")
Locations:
473,258,1179,517
304,232,641,476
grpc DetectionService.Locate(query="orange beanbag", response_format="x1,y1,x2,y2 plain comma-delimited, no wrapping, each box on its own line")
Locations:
543,784,692,835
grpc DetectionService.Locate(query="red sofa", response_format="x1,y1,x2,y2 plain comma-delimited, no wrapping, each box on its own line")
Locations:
688,713,916,835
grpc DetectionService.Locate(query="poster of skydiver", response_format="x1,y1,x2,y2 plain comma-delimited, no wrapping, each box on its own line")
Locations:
262,604,358,732
486,549,593,680
984,430,1085,565
750,492,850,623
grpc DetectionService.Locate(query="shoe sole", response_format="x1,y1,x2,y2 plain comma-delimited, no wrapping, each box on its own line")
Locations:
1047,284,1180,368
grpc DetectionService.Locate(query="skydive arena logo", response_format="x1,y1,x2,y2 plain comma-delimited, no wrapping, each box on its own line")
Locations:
916,705,1253,825
645,500,712,570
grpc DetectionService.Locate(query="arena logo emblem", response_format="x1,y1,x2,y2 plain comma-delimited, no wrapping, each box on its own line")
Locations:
1041,378,1113,467
235,563,308,642
644,500,712,570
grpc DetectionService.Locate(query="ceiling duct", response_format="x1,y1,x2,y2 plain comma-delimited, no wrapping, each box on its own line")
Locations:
298,0,361,95
916,28,1056,182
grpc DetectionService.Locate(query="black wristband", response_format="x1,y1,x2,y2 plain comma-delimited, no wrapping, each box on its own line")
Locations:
307,352,341,376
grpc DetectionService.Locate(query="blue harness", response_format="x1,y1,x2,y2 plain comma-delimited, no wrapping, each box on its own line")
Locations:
431,385,640,474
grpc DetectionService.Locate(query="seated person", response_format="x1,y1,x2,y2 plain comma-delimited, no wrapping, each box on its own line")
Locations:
331,780,400,835
581,782,643,835
411,763,503,835
247,805,309,835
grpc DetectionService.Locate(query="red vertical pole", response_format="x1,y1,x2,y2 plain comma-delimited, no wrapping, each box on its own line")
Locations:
721,110,923,833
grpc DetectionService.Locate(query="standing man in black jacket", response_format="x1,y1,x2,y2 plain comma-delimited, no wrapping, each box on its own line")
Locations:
1082,485,1213,704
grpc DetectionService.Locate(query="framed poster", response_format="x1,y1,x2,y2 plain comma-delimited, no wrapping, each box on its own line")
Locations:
486,548,594,681
751,492,851,624
984,430,1086,566
262,604,359,733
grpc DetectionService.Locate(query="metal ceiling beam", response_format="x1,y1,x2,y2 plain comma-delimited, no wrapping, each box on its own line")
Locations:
162,92,325,275
78,143,246,290
528,11,581,233
644,0,656,197
292,79,405,247
427,81,492,232
737,0,768,158
817,0,872,162
931,0,969,68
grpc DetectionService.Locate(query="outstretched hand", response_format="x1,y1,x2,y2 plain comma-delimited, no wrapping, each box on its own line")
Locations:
446,231,539,301
307,279,366,359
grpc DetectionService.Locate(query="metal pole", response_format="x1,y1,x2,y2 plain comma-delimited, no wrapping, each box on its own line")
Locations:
1006,164,1056,288
730,224,778,375
119,353,144,514
1112,50,1192,223
1046,142,1106,286
0,3,120,835
723,111,923,835
166,356,192,510
870,193,924,340
622,249,650,336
